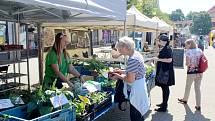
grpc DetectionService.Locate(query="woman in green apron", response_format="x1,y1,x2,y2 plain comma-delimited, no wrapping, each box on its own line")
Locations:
43,33,82,90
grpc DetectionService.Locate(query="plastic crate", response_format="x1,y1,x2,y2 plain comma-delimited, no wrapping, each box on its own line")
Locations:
146,78,155,94
74,66,91,75
74,66,83,73
93,92,112,115
101,87,115,93
0,105,75,121
76,112,94,121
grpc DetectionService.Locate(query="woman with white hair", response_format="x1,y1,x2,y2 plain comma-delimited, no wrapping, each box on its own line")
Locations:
110,36,150,121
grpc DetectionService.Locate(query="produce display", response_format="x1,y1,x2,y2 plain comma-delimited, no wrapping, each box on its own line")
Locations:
0,59,156,121
0,89,31,107
144,64,156,81
72,59,109,75
144,64,156,93
26,84,74,119
87,92,109,104
71,91,111,121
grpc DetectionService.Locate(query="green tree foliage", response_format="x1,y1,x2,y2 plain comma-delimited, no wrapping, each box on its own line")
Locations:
170,9,185,21
127,0,172,25
190,11,212,35
141,0,158,18
186,11,198,20
127,0,142,10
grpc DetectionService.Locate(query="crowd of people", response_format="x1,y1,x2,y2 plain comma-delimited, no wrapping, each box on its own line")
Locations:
43,33,205,121
109,34,205,121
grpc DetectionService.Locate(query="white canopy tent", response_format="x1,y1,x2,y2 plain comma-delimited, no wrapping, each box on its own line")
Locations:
0,0,126,22
152,16,173,33
42,5,158,32
126,5,157,31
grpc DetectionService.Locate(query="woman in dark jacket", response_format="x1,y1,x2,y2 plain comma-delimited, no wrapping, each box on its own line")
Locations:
153,34,175,112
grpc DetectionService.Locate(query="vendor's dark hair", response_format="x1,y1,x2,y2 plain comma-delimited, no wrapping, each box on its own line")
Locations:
53,32,69,64
159,34,170,46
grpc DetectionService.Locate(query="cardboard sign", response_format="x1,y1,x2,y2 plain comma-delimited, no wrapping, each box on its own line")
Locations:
173,48,184,68
83,81,101,92
50,94,69,108
0,99,14,109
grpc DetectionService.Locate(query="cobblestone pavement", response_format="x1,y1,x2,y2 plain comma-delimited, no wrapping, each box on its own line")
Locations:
96,47,215,121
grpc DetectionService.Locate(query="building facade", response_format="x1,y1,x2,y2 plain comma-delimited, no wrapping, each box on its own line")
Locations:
208,5,215,29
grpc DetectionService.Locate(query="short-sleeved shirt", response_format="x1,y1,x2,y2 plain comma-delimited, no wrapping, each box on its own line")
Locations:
43,48,70,85
126,51,145,80
185,48,202,73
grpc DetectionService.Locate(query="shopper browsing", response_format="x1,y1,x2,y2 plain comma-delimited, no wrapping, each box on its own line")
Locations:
109,36,149,121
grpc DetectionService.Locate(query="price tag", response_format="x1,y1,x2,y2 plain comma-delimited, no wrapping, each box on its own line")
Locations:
50,94,69,108
0,99,14,109
14,96,25,105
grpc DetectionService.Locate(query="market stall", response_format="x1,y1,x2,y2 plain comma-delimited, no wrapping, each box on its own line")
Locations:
0,0,128,121
152,16,173,33
41,6,160,60
42,5,158,32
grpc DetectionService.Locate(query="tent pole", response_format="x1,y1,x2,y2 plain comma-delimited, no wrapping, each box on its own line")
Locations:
123,20,126,36
25,24,31,91
155,22,159,47
37,23,44,84
133,15,136,49
88,29,93,56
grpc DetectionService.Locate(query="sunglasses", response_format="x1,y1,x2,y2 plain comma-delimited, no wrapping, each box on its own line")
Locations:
59,33,66,39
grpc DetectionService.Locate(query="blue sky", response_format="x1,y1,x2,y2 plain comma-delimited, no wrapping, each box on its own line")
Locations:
159,0,215,15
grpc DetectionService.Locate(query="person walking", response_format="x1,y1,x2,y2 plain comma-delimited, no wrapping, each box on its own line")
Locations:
198,35,205,51
153,34,175,112
110,36,149,121
178,39,203,111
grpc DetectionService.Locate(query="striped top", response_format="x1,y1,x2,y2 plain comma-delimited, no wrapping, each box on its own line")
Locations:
126,51,146,80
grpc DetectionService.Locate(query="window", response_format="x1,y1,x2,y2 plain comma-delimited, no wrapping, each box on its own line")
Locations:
92,30,99,46
71,32,78,44
19,25,27,48
146,32,152,45
0,24,6,45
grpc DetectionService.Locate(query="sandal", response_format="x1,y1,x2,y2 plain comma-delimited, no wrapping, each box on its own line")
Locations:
178,98,187,104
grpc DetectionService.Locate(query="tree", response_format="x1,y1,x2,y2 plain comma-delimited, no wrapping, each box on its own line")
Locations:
170,9,185,21
190,11,212,35
127,0,172,25
156,10,171,23
127,0,159,18
186,11,198,20
127,0,143,10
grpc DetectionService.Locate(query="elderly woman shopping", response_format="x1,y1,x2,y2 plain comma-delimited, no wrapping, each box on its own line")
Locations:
110,36,150,121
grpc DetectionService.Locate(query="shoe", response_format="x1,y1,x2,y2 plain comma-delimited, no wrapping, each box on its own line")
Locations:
156,103,163,107
195,106,201,111
154,107,167,112
178,98,187,104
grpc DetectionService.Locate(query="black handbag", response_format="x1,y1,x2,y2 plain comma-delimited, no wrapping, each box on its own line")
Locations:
157,66,169,85
114,79,128,111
